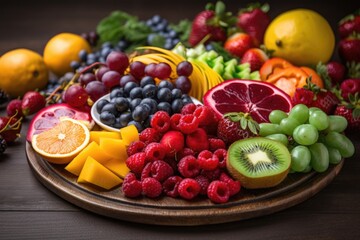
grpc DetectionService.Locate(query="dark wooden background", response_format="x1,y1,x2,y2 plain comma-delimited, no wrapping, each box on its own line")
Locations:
0,0,359,239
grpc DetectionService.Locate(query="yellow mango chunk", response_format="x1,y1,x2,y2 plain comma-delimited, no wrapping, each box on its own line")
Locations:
99,137,128,160
78,156,123,190
119,124,139,146
103,158,130,178
65,141,112,176
90,131,122,144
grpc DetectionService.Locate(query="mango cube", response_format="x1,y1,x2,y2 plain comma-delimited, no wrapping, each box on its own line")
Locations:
78,156,123,190
103,159,130,178
65,141,112,176
119,124,139,146
99,138,128,160
90,130,122,145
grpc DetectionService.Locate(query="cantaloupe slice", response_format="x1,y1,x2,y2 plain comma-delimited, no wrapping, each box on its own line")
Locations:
77,156,123,190
65,141,112,176
90,130,122,145
103,159,130,179
99,138,128,160
119,124,139,146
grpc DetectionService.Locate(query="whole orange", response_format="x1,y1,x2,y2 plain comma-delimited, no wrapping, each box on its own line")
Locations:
43,33,91,76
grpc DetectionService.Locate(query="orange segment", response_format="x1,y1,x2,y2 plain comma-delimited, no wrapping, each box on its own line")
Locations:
31,118,90,164
300,66,324,88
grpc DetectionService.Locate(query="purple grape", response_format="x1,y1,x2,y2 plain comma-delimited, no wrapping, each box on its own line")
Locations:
85,81,108,102
64,85,89,107
106,51,129,74
175,76,191,94
130,61,146,80
101,70,121,89
155,62,172,79
176,61,193,77
79,72,96,86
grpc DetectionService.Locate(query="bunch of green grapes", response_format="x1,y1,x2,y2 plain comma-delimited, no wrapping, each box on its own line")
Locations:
259,104,355,173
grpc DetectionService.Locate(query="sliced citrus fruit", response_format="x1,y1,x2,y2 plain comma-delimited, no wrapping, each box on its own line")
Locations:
203,79,292,123
26,103,94,142
31,118,91,164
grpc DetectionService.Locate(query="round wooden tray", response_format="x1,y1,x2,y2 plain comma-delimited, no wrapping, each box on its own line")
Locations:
26,142,344,226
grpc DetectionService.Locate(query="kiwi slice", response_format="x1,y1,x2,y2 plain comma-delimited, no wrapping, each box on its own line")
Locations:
226,137,291,189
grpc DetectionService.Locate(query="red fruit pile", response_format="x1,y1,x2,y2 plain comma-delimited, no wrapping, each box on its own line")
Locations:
122,104,241,203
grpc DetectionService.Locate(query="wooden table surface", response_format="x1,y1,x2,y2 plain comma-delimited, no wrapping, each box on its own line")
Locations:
1,1,359,239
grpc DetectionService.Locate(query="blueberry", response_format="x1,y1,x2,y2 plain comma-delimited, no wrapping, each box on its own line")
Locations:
101,103,118,116
123,81,139,95
157,87,172,102
101,47,112,59
96,98,109,114
157,101,172,115
102,42,113,49
132,104,150,122
142,84,157,98
128,120,144,132
141,98,158,114
171,98,184,113
181,94,194,105
120,74,137,88
78,49,88,62
171,88,182,100
140,76,155,87
114,97,129,112
158,80,174,90
70,60,81,70
119,112,133,126
129,86,143,99
100,111,116,126
129,98,142,111
113,118,124,129
117,40,128,51
110,87,124,99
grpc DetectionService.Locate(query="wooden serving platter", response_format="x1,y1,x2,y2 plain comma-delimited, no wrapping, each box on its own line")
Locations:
26,142,344,226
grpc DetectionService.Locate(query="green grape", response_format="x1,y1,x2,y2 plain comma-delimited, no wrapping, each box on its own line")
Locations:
327,146,343,164
302,165,313,173
265,133,289,146
288,104,309,124
293,124,319,145
325,115,348,133
324,131,355,158
279,117,301,136
309,142,330,173
309,110,329,131
290,145,311,172
309,107,322,115
259,123,281,136
269,110,288,124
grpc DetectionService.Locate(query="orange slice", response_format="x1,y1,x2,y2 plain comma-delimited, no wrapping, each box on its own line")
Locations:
32,118,90,164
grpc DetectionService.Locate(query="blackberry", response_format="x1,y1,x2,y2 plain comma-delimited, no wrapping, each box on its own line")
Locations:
0,135,7,154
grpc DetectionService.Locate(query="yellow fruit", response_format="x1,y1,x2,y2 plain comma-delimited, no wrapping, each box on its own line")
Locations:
89,130,122,145
78,156,123,190
264,9,335,66
43,33,91,76
119,124,139,146
99,138,128,160
32,118,90,164
103,159,130,179
0,48,48,97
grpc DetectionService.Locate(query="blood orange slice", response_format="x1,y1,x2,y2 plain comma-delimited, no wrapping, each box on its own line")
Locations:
203,79,292,123
26,103,94,142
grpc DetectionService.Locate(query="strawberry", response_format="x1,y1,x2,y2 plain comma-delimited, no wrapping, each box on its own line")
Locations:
224,32,255,59
21,91,46,116
236,3,271,46
340,78,360,101
240,47,269,71
6,99,24,119
160,130,185,157
334,97,360,132
216,112,259,146
338,10,360,39
188,1,236,47
316,61,346,88
338,33,360,63
0,115,22,143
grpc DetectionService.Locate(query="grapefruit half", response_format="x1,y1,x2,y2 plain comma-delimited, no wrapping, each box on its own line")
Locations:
203,79,292,123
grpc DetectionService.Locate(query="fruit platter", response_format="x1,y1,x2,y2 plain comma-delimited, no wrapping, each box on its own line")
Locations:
1,1,359,226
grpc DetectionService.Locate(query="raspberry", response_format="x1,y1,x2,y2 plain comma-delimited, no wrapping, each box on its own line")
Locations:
201,168,221,181
126,140,146,156
125,152,146,175
178,114,199,134
207,180,230,203
142,177,162,198
178,178,201,200
219,172,241,196
193,105,213,126
177,155,200,178
144,142,166,162
180,103,197,115
170,113,182,130
151,160,174,182
122,173,142,198
163,175,183,198
214,148,227,168
139,127,161,144
141,162,152,180
194,175,210,195
208,138,226,152
186,128,209,153
197,150,219,171
176,147,195,160
150,111,171,133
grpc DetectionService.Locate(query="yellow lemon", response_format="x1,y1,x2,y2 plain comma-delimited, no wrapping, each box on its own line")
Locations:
43,33,91,76
0,48,49,98
264,9,335,66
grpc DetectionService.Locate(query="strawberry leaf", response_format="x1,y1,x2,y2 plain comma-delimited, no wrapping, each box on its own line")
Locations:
240,117,247,130
248,121,259,135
